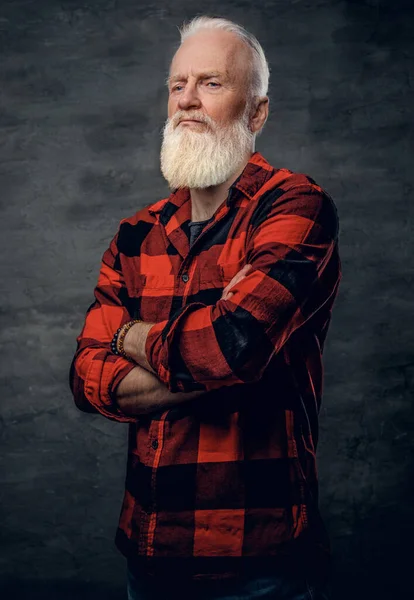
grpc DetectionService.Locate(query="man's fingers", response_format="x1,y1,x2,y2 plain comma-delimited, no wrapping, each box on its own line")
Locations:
221,264,253,300
240,264,253,275
228,264,253,287
222,277,242,297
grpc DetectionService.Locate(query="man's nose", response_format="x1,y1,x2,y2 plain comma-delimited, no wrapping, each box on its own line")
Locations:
177,82,201,111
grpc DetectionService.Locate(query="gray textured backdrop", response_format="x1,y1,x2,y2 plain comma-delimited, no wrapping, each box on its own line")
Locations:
1,1,413,598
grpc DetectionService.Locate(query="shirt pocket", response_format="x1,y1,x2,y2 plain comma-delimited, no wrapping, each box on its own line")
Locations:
134,273,175,322
140,273,175,292
198,260,246,289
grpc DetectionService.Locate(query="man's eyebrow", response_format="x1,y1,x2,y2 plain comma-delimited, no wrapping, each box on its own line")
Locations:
166,71,226,87
166,74,185,86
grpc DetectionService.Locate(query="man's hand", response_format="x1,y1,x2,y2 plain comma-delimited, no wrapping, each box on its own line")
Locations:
221,264,252,301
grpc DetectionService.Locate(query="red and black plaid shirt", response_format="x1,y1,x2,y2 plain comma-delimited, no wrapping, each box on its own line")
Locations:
69,152,341,582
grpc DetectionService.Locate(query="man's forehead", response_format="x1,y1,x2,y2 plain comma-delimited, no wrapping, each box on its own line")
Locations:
170,30,248,78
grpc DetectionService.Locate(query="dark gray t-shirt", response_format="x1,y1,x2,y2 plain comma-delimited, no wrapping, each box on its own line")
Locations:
188,216,214,247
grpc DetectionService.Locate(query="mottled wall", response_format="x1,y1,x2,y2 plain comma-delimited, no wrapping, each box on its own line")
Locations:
1,1,413,598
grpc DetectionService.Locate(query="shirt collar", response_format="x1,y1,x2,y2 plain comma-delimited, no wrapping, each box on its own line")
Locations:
226,151,276,204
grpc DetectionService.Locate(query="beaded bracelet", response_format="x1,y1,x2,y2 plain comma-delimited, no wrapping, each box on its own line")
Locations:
111,319,141,359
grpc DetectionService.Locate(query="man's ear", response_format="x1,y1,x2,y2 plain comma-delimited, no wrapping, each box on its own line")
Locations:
250,96,269,134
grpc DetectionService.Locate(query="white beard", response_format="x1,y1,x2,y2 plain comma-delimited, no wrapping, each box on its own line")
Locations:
160,108,254,190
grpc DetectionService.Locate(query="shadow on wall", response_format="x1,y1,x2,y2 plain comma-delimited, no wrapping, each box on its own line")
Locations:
0,579,125,600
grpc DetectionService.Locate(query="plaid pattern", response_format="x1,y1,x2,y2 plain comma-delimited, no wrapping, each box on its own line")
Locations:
69,152,341,581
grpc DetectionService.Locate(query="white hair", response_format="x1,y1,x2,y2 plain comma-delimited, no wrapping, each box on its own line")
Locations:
178,16,270,101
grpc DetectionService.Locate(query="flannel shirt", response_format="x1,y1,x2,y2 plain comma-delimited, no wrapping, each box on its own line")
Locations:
69,152,341,582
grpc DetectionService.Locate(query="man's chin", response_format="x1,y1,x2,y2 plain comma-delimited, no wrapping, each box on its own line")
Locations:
173,128,211,143
165,174,229,190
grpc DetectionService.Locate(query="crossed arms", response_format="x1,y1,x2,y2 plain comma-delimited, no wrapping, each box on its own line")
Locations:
71,266,251,419
69,184,340,422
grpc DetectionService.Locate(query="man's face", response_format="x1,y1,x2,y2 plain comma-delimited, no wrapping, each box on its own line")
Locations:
167,29,252,130
161,29,256,190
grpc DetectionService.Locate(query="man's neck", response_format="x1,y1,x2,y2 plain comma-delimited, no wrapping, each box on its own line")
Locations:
190,154,252,222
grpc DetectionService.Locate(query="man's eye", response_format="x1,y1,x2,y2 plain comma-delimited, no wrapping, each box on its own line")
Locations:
172,85,184,92
206,81,220,88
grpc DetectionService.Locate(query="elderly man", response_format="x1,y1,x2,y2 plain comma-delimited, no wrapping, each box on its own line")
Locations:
69,16,341,600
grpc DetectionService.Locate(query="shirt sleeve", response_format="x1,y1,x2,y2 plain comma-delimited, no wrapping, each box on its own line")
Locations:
69,231,138,422
145,183,341,393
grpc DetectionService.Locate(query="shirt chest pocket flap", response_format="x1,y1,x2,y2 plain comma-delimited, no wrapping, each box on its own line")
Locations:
135,273,175,296
199,261,245,289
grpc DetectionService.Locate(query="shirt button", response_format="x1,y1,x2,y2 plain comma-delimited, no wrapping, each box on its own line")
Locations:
151,439,158,450
182,273,189,283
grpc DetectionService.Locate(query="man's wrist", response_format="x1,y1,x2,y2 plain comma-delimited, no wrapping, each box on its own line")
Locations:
111,319,142,360
123,321,156,373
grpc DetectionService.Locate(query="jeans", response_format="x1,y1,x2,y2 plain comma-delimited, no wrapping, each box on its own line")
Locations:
126,567,330,600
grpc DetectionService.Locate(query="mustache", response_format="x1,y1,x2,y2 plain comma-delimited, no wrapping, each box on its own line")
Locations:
169,111,216,129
